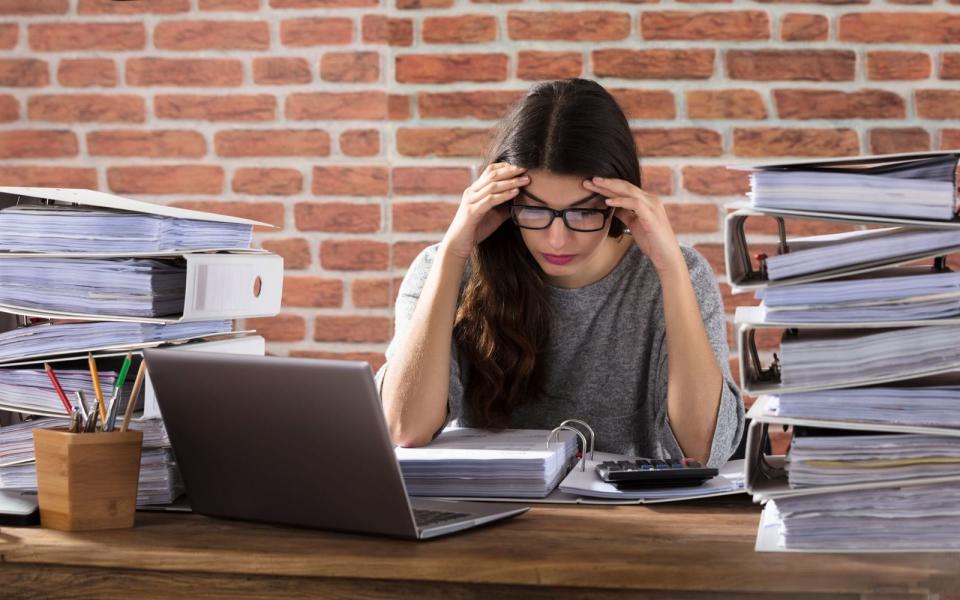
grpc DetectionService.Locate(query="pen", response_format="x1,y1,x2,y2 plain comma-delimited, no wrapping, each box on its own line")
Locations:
43,363,73,416
120,358,146,433
105,388,120,432
74,390,88,423
88,353,106,423
113,352,133,399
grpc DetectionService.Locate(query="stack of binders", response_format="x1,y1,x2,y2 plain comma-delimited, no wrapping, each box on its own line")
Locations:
724,151,960,552
0,187,284,507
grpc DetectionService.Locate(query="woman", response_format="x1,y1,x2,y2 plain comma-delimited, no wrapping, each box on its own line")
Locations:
376,78,743,467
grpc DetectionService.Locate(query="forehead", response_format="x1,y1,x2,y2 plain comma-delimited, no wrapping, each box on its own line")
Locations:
523,169,600,208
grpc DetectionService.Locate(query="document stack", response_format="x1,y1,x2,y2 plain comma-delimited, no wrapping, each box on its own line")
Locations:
724,151,960,552
0,187,284,507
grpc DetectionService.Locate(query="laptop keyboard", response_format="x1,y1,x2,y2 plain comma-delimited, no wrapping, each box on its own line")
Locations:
413,508,472,528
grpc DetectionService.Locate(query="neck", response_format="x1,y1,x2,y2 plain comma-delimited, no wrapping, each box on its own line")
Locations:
545,236,631,289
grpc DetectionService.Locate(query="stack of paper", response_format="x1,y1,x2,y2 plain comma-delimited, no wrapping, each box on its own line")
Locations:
0,365,134,416
395,428,578,498
0,205,252,253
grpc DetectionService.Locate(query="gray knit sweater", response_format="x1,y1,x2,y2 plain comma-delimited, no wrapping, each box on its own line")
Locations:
375,243,744,468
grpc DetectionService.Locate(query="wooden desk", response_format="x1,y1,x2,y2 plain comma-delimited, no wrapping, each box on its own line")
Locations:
1,496,957,599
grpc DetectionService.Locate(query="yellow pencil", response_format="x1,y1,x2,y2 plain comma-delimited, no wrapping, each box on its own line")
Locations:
88,353,106,422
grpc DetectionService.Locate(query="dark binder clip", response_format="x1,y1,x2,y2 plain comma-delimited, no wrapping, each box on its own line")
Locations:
546,419,595,472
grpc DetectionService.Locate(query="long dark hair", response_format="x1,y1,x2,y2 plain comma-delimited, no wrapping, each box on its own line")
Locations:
453,78,642,427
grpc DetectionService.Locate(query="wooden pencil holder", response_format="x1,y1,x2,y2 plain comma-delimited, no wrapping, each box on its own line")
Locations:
33,428,143,531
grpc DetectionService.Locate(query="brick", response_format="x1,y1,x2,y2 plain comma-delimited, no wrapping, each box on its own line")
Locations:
941,129,960,150
640,165,673,196
941,54,960,79
314,316,392,343
271,0,376,8
839,12,960,43
418,90,524,119
321,239,389,270
781,13,828,41
352,278,392,308
508,11,629,41
0,59,48,87
58,59,116,87
389,94,412,120
0,166,95,187
282,276,343,308
641,11,769,40
733,128,859,157
633,128,722,157
393,202,457,233
727,50,855,81
423,15,497,43
253,57,311,85
610,89,676,119
155,20,269,50
29,23,145,51
869,128,931,154
340,129,379,157
682,166,750,196
740,213,849,237
686,89,766,119
774,89,905,119
392,167,471,195
289,350,386,372
259,238,311,269
280,17,351,46
664,203,718,233
916,90,960,119
107,165,225,195
0,24,17,49
395,54,508,84
28,94,144,123
867,51,931,80
0,130,77,159
321,52,379,83
393,241,433,269
244,314,305,342
295,202,381,232
169,200,283,230
232,168,303,195
215,129,330,157
362,15,413,46
199,0,260,9
126,58,242,87
286,92,387,120
517,51,582,80
87,130,206,158
0,95,17,122
397,0,450,7
593,49,714,79
156,94,276,121
396,127,492,157
79,0,189,13
312,166,388,196
0,0,67,14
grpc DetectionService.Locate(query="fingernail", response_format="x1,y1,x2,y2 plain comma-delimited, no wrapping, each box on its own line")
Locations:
594,176,604,181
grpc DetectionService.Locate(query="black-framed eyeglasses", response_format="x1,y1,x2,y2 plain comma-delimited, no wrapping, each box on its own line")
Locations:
509,190,613,232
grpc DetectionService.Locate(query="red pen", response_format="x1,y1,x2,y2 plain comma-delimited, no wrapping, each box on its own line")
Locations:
44,362,73,416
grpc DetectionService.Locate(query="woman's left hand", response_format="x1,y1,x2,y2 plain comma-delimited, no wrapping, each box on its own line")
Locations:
583,176,685,275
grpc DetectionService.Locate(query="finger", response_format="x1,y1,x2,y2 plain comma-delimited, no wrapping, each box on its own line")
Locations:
584,177,642,199
476,189,520,213
473,175,529,202
471,164,526,193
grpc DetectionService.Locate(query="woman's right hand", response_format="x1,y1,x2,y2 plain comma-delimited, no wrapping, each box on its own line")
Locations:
440,162,529,261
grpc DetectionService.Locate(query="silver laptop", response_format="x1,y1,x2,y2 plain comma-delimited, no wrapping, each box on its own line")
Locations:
143,348,528,540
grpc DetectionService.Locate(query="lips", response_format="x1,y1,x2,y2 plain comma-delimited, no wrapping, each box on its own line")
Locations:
543,253,576,265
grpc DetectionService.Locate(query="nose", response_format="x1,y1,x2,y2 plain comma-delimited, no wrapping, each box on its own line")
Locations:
547,214,569,250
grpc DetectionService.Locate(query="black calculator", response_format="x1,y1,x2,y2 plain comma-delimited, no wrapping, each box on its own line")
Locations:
595,458,718,489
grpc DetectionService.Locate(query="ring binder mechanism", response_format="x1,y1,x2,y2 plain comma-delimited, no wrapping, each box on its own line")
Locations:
546,419,595,471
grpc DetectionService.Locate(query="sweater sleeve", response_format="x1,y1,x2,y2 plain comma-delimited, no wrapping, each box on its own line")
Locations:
651,246,745,468
373,244,466,437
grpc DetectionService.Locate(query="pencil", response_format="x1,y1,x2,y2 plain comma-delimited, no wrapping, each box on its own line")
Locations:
120,359,146,433
44,362,73,416
88,353,106,422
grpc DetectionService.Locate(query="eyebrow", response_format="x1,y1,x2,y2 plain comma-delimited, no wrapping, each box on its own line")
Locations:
520,189,604,208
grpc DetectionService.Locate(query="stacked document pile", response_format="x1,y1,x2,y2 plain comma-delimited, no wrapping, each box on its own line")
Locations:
0,187,283,506
396,428,578,498
0,417,183,505
727,151,960,552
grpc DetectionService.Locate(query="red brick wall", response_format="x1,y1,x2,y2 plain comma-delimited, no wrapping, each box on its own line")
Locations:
1,2,959,433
